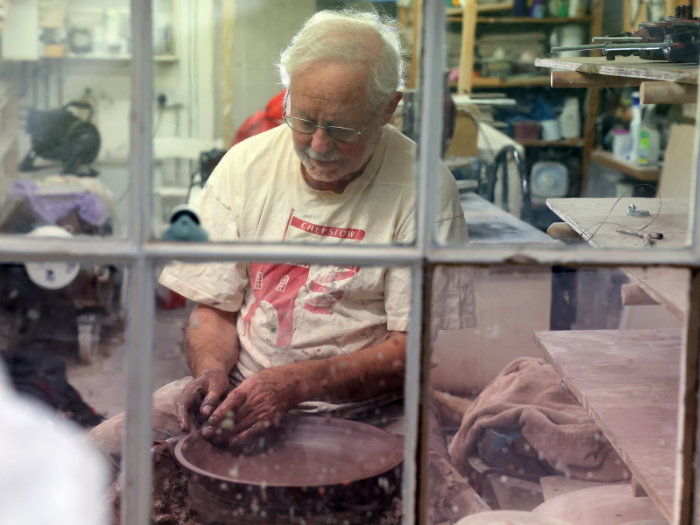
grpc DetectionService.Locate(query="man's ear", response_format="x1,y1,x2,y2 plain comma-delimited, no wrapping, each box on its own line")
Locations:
382,91,404,125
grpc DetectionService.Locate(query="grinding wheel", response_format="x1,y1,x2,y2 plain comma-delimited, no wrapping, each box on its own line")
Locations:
456,510,575,525
532,485,667,525
174,416,403,524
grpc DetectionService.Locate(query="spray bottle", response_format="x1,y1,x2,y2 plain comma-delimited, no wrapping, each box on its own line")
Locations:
627,92,642,164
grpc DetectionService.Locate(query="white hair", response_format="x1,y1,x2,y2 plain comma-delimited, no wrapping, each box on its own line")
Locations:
278,9,405,108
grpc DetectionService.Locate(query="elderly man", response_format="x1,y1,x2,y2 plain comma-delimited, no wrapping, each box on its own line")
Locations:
90,10,475,491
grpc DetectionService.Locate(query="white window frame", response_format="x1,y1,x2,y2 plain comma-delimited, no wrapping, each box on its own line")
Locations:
0,1,699,524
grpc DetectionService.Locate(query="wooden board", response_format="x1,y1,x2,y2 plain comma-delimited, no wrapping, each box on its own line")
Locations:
590,150,661,182
546,197,689,249
539,476,630,502
535,329,683,521
620,267,690,321
535,56,699,85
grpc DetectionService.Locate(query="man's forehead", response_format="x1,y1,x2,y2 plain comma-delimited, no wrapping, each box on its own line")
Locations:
289,60,372,114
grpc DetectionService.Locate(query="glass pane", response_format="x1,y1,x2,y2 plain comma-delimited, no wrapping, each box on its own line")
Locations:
113,259,413,523
428,264,690,523
151,2,421,249
0,258,127,522
0,0,133,238
435,0,695,252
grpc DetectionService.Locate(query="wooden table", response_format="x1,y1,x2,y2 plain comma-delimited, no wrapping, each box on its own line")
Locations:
535,329,682,522
547,197,691,321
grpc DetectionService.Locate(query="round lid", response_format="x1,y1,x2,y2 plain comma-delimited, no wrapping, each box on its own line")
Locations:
24,226,80,289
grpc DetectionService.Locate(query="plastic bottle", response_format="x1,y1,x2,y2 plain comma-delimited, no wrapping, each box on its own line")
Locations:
638,108,660,166
628,92,642,163
559,97,581,139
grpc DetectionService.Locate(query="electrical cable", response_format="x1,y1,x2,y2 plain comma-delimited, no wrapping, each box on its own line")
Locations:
578,183,662,242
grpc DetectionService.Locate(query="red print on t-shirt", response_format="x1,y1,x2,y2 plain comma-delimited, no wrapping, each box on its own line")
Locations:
284,210,366,241
243,262,359,347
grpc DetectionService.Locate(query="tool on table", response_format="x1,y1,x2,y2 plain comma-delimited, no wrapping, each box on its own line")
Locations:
616,226,664,245
552,5,700,63
627,203,650,217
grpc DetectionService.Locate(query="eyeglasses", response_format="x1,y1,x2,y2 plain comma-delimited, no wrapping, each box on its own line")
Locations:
282,91,381,144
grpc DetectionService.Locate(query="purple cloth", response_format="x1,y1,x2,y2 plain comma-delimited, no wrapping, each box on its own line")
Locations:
8,180,109,226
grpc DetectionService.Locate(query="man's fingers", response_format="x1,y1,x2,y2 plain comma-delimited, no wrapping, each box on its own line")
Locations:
210,411,262,445
228,419,269,447
199,380,228,416
176,382,205,432
209,389,247,425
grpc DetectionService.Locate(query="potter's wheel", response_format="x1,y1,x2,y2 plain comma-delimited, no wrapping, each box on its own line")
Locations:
175,416,403,524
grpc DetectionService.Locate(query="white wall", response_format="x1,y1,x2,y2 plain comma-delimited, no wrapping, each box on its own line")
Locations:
228,0,315,134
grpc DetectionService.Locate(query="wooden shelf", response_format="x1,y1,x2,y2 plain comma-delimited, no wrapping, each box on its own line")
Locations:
517,138,585,147
447,3,514,16
535,328,682,522
476,16,591,22
46,54,178,62
535,56,699,85
546,197,689,248
590,149,661,181
471,75,551,87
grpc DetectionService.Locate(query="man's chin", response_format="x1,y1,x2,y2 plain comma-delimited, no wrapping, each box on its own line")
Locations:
305,166,349,183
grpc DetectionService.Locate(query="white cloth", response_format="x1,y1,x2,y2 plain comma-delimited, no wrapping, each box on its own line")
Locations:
160,124,475,412
0,363,108,525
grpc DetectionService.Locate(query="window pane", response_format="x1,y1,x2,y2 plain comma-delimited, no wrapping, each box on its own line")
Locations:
150,2,422,249
95,259,414,523
434,0,695,252
428,264,690,524
0,258,127,522
0,0,132,238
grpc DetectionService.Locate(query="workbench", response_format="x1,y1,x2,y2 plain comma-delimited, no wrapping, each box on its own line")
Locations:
535,329,682,522
546,196,690,321
462,193,560,247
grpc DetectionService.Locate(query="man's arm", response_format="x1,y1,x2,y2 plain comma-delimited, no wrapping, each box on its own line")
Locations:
176,303,240,431
205,332,406,445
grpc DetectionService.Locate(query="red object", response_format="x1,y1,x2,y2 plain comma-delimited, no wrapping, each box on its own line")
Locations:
512,120,541,142
231,90,286,147
159,289,187,309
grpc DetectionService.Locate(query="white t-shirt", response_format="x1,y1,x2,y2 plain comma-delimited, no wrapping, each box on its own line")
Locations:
160,124,475,413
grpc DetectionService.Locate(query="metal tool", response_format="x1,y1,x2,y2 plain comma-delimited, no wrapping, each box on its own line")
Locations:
627,203,651,217
616,226,664,245
552,5,700,63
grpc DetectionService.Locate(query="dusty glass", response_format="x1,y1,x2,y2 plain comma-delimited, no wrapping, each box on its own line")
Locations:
428,263,690,524
0,0,134,239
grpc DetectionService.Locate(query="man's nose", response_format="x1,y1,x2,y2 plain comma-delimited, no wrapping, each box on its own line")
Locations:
311,127,335,155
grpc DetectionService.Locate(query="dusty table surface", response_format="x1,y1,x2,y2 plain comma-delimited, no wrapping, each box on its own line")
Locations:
535,328,682,522
546,197,691,320
534,56,699,84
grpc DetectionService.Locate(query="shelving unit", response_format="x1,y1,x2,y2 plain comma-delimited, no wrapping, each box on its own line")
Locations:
589,150,661,182
452,0,603,95
536,55,698,189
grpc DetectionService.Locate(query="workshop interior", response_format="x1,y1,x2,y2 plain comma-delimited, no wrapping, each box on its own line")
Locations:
0,0,698,525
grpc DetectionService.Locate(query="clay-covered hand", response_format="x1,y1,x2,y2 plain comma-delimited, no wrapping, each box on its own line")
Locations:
202,367,300,446
176,369,230,433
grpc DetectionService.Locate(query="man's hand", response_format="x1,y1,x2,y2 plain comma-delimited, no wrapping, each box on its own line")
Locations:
202,367,299,446
176,369,230,433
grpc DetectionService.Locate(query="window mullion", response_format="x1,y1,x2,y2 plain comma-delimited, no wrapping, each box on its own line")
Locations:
122,0,154,522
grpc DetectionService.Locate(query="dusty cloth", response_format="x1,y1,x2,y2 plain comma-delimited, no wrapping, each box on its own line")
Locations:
448,357,628,483
159,123,475,414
